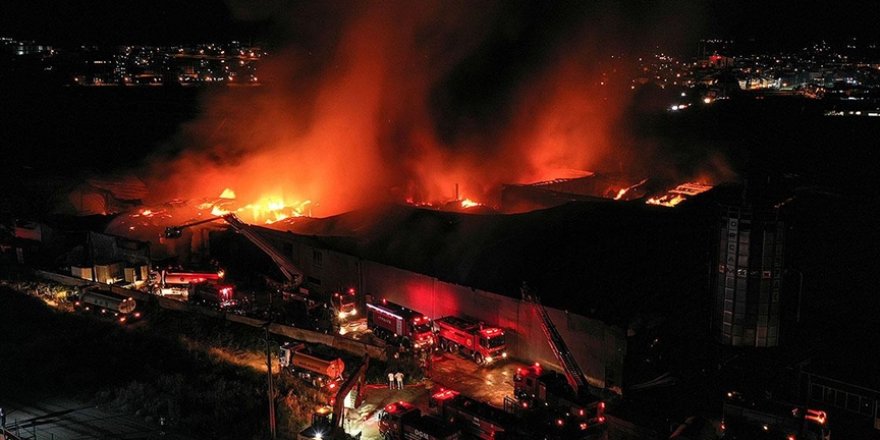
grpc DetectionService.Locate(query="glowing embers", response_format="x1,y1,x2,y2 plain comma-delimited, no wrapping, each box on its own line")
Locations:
204,188,313,224
645,182,713,208
460,198,480,209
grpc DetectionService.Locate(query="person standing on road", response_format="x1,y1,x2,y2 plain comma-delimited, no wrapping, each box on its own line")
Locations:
388,372,395,389
395,371,404,389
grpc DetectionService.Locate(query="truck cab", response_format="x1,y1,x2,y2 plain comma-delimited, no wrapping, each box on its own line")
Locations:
379,401,420,439
332,289,367,335
435,316,507,365
513,364,606,428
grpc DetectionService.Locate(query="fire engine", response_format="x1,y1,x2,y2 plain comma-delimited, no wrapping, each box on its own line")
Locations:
298,355,370,440
379,400,461,440
429,389,516,440
189,282,237,310
434,316,507,365
721,391,831,440
166,214,361,335
279,342,345,389
331,289,367,335
367,298,434,349
511,363,606,432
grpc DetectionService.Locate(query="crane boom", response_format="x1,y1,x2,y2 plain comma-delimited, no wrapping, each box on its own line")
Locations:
165,214,305,289
523,291,589,395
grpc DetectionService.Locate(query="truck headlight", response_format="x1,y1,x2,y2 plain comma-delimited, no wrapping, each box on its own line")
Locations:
486,356,493,363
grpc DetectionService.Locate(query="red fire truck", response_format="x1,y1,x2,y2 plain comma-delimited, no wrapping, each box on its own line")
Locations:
189,282,238,310
367,298,434,349
434,316,507,365
429,389,517,440
379,400,461,440
331,289,367,335
512,363,606,432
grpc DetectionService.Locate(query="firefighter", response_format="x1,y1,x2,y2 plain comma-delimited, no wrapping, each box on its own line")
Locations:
395,371,404,390
388,372,395,389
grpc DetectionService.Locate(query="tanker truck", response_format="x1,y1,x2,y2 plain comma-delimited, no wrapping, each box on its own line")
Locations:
279,342,345,389
76,287,141,324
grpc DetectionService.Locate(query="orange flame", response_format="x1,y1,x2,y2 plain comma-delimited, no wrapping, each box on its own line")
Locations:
209,189,312,223
460,198,480,208
219,188,237,199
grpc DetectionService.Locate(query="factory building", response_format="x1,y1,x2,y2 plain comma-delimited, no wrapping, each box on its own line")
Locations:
214,200,713,392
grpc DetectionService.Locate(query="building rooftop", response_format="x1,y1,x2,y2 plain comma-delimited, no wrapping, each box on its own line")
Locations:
269,200,713,326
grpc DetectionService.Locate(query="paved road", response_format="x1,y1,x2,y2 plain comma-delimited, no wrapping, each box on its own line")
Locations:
350,352,527,439
0,396,196,440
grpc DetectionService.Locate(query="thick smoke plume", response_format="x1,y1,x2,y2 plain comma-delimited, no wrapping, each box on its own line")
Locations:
143,1,705,217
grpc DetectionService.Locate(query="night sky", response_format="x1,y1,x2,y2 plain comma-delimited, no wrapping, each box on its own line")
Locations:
2,0,879,49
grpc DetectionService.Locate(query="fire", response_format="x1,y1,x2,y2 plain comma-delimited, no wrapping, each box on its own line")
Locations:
129,4,737,221
204,189,312,224
219,188,236,199
460,198,480,208
646,182,713,207
211,205,231,216
646,194,686,207
613,188,628,200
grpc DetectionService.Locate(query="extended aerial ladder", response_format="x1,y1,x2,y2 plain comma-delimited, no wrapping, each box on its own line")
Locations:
165,213,305,290
298,354,370,440
521,285,589,396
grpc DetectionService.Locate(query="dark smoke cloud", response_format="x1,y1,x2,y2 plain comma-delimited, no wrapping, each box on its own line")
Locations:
143,1,710,216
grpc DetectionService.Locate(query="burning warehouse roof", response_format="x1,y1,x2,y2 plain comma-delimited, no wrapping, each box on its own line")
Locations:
500,171,714,213
272,199,715,326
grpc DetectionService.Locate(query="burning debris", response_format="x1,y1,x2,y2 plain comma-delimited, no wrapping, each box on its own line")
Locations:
205,189,313,224
645,182,713,207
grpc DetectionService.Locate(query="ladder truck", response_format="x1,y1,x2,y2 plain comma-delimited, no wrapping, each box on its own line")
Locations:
516,291,606,430
429,389,515,440
165,213,304,290
166,214,364,333
298,354,370,440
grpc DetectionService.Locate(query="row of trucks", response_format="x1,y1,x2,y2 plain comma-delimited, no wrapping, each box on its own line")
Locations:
377,365,607,440
164,215,366,335
74,287,142,324
380,383,605,440
366,297,507,365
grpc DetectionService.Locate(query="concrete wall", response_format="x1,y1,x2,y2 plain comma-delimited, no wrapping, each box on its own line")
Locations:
271,233,626,390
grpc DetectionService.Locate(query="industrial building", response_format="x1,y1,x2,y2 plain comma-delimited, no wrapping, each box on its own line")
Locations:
711,202,785,347
212,198,717,392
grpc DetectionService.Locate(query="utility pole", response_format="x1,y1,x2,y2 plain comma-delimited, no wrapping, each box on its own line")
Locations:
264,325,276,439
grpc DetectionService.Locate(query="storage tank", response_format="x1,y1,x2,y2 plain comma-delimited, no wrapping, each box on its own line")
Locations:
712,203,784,347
